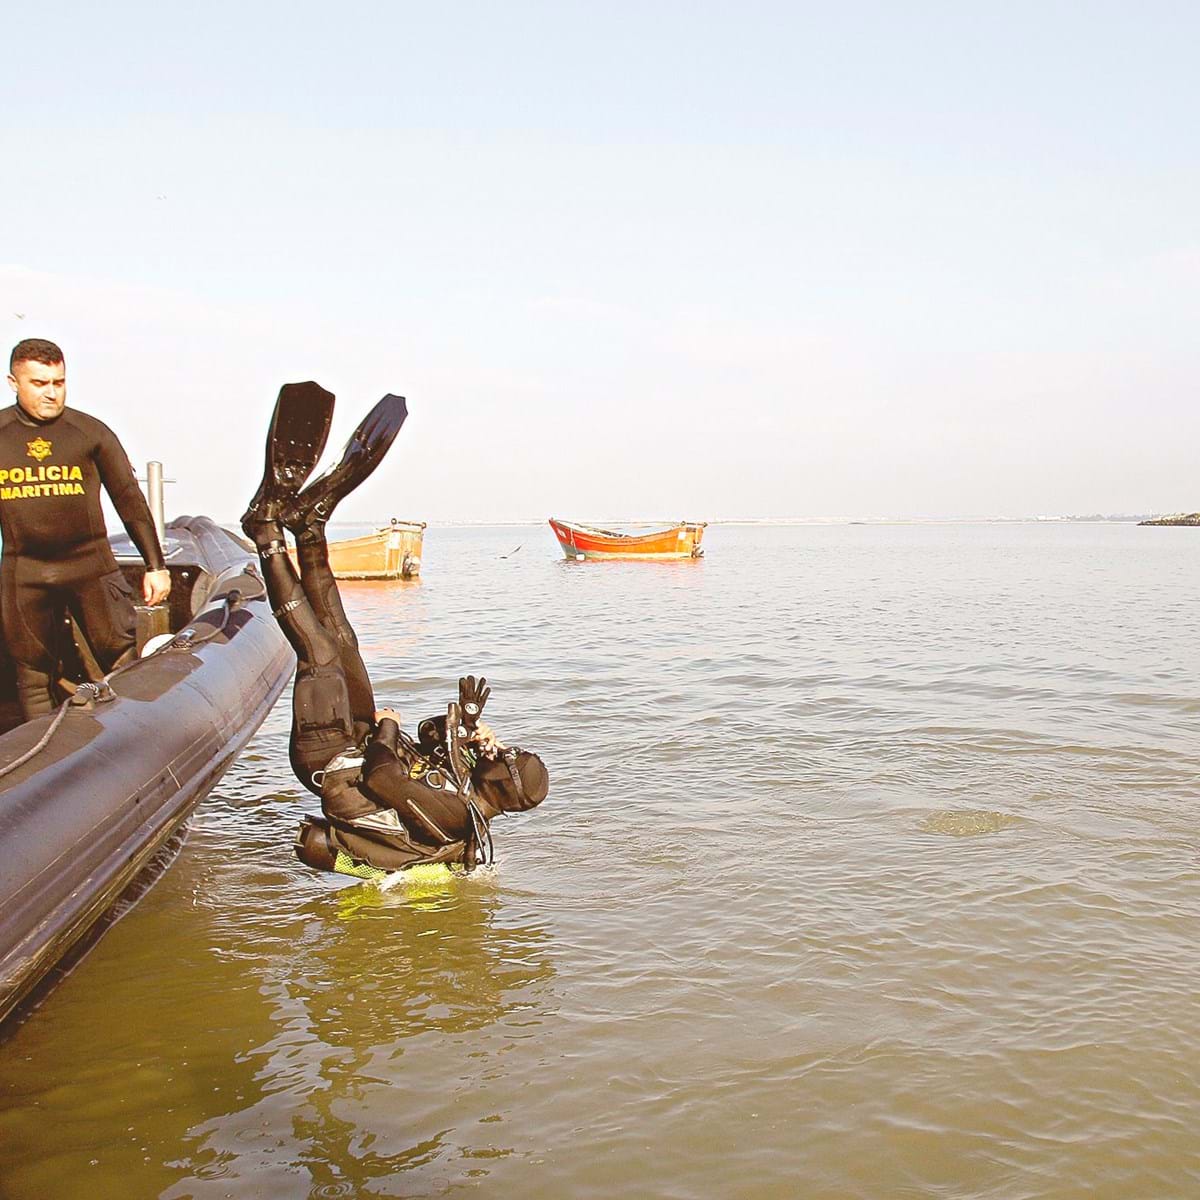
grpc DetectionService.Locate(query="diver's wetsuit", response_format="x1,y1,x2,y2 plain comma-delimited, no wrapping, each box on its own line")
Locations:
243,384,545,875
0,404,165,717
314,712,503,871
247,516,505,869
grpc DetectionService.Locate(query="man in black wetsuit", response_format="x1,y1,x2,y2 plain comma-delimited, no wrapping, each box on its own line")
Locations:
0,339,170,718
242,383,548,879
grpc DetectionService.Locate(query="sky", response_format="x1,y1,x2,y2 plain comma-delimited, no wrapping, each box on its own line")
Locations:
2,1,1197,522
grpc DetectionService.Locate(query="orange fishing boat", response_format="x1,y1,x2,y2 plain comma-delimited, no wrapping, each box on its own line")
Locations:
548,517,707,561
291,519,426,580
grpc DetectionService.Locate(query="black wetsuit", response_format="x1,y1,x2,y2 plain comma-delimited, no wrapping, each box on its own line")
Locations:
246,515,541,872
316,714,506,868
0,404,165,717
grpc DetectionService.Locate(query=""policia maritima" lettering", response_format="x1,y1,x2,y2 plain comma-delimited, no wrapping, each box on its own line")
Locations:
0,464,86,501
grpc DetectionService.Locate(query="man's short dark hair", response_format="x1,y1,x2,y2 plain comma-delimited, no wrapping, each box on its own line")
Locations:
9,339,65,373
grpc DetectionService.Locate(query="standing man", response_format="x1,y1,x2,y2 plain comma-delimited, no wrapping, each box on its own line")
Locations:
0,339,170,718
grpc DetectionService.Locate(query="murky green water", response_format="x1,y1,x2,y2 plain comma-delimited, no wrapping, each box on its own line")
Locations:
3,523,1199,1198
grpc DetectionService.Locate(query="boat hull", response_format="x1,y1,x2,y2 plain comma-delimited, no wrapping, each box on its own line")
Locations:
0,516,292,1025
548,517,706,560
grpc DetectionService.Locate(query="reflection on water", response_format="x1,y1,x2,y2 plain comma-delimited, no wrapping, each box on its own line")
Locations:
161,878,555,1198
3,523,1200,1198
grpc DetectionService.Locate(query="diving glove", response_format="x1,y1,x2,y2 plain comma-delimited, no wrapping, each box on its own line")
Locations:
458,675,491,731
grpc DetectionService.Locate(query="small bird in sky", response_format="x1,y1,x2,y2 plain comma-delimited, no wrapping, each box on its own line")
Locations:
14,313,25,320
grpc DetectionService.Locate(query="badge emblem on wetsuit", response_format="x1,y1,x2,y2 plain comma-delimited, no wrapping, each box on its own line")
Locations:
26,438,52,462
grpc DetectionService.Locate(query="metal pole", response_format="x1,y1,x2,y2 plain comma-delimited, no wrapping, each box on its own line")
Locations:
146,460,166,548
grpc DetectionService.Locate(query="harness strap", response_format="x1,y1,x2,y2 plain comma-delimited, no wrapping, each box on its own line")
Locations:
273,598,303,618
260,540,289,558
463,799,494,870
502,747,529,806
406,799,457,845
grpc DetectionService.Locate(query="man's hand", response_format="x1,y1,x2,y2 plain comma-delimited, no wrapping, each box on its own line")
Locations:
470,720,504,760
375,707,402,726
143,569,171,606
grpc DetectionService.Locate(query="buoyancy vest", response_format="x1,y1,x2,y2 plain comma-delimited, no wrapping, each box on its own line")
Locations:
319,709,495,872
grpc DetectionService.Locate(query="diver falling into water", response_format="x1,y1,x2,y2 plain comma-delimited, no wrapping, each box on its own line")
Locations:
241,383,549,880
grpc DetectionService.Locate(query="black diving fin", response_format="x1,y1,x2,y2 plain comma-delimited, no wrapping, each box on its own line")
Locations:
283,394,408,534
241,381,336,529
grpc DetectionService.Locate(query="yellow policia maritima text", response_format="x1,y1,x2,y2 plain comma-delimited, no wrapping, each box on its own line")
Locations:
0,464,86,501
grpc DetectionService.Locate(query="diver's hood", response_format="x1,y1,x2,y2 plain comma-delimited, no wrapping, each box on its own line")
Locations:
475,749,549,813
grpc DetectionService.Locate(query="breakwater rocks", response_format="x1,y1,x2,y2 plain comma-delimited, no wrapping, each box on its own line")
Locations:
1139,513,1200,526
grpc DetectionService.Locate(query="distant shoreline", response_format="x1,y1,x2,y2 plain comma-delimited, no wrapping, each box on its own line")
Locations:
239,515,1168,530
1138,513,1200,527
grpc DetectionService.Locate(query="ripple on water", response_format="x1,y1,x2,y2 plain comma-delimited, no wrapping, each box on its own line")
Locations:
4,524,1200,1200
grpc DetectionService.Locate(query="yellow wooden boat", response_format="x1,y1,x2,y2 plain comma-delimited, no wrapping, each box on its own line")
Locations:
292,519,426,580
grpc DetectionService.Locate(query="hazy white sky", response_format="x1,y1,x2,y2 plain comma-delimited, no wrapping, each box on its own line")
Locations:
3,1,1197,522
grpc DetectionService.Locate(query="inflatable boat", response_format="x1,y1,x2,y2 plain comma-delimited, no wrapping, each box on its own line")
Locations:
0,516,292,1025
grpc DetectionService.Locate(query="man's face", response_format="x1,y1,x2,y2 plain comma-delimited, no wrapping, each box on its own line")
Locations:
8,358,67,420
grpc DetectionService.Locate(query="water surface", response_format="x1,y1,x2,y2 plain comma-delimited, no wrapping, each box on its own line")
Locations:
2,523,1199,1198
